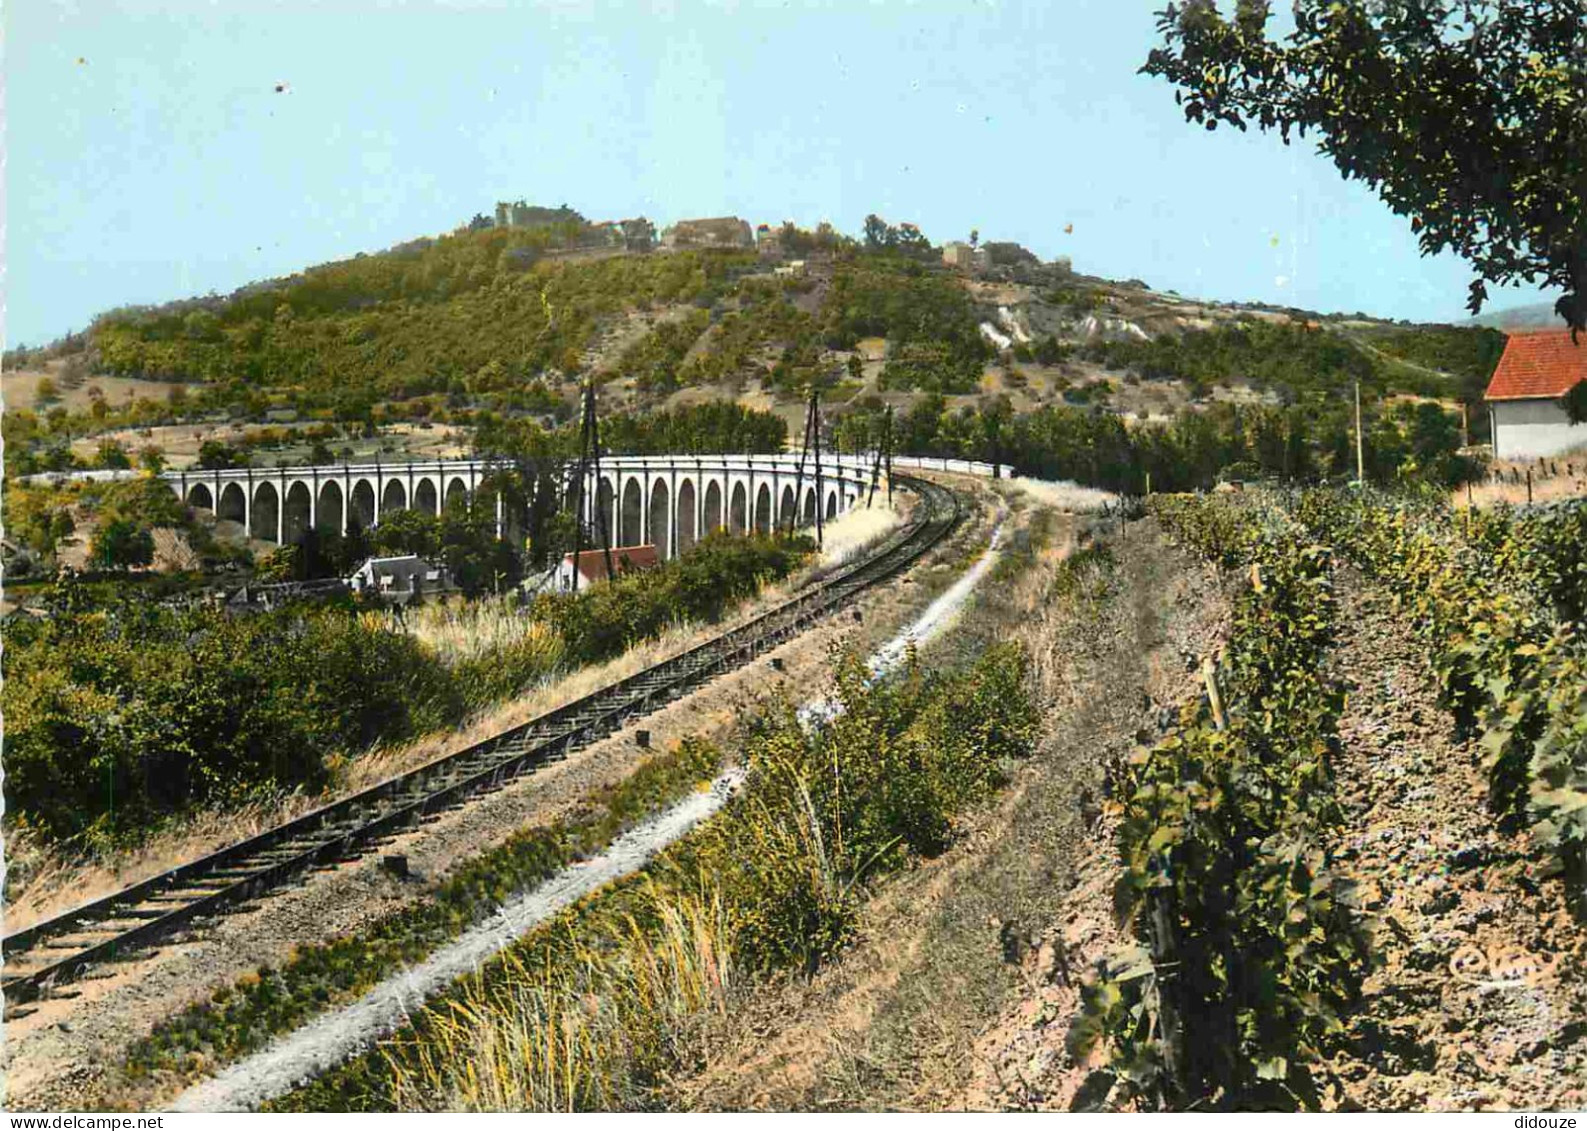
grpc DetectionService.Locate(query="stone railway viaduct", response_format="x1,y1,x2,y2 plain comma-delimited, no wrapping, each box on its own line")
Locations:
162,454,1010,561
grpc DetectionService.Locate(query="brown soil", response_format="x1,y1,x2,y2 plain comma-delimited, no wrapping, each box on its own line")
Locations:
1316,570,1587,1112
672,518,1230,1111
2,480,995,1113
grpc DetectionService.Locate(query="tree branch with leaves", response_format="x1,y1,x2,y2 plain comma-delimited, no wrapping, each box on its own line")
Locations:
1143,0,1587,332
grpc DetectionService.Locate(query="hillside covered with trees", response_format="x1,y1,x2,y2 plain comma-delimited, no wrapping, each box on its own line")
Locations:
3,206,1511,499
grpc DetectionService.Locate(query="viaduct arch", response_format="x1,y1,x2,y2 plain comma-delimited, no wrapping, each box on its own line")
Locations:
156,453,1009,556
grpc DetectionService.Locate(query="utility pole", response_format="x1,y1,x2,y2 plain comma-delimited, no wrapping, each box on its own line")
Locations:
885,404,894,508
588,384,616,584
1354,380,1365,485
812,388,825,550
786,388,815,538
785,386,824,548
867,411,885,508
568,393,587,595
569,381,616,594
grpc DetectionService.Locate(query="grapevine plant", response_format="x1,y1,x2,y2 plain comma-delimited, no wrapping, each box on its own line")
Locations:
1071,493,1369,1110
1297,490,1587,910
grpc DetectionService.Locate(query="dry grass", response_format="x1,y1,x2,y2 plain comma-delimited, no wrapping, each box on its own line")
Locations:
389,885,739,1111
394,597,565,667
1004,476,1119,514
151,527,203,572
3,794,330,930
1456,472,1587,510
817,499,903,568
1,366,187,413
1003,514,1086,703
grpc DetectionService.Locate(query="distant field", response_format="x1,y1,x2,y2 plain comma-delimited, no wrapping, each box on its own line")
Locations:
3,366,187,413
62,419,471,469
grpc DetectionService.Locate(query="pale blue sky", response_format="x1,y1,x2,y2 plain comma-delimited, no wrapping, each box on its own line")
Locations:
5,0,1552,348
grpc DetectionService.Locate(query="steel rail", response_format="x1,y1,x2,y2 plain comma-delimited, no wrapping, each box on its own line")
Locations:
1,476,963,1007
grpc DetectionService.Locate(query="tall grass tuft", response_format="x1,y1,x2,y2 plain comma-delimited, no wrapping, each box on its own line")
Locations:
1007,475,1119,514
816,500,904,568
407,596,560,667
388,886,737,1112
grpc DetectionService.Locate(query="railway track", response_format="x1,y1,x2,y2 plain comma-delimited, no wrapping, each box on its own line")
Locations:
2,476,964,1009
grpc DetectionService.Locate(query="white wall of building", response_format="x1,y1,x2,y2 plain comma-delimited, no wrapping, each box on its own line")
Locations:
1491,399,1587,460
553,558,582,592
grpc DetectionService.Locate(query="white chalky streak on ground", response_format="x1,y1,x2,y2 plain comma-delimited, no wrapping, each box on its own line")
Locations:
866,513,1005,680
800,510,1007,726
170,772,742,1113
171,511,1007,1112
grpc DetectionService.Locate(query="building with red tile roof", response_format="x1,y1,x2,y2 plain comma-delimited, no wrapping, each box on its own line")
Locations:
555,544,659,591
1484,330,1587,459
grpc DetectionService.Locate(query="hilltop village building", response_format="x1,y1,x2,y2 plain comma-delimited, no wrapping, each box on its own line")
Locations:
491,202,655,252
661,217,755,250
942,241,990,273
493,202,583,229
613,217,657,251
1484,330,1587,459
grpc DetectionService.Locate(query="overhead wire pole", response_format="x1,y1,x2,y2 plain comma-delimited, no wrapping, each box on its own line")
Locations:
1354,380,1366,485
588,381,617,585
866,412,884,508
987,412,1002,480
786,388,814,538
884,404,894,508
567,381,616,595
568,387,588,595
812,386,825,549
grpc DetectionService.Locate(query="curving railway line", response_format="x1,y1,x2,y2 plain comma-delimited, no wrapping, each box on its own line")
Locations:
1,476,964,1010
